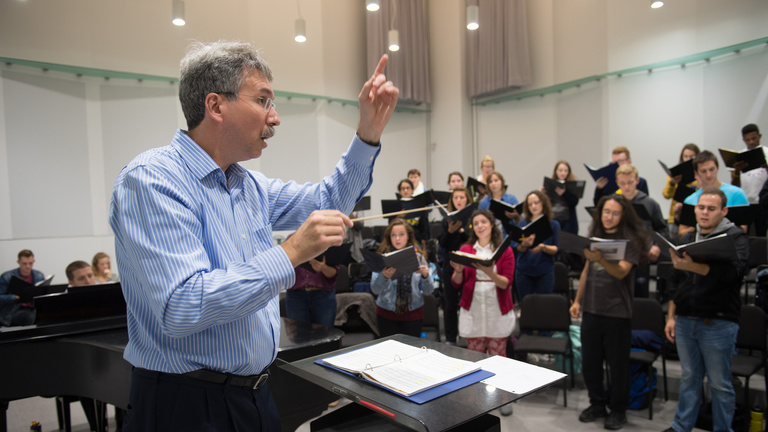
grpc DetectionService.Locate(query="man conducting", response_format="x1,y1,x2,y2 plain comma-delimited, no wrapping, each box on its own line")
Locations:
662,188,749,432
109,41,398,431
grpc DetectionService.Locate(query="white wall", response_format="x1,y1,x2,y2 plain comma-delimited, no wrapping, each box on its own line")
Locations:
0,0,767,274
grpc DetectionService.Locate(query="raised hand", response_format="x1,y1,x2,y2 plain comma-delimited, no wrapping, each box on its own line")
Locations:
357,54,400,144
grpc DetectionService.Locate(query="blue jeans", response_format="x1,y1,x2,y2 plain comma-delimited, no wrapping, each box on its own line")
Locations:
515,271,555,304
672,316,738,432
285,288,337,328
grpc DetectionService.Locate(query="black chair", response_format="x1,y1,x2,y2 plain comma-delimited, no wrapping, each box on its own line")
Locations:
744,236,768,304
553,261,571,301
513,294,574,407
732,304,768,406
628,298,668,420
334,264,350,293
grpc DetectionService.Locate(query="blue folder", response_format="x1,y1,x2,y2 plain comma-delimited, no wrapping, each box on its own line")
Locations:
314,359,495,404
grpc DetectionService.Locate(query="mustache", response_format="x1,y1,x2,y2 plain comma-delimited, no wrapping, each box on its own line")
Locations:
261,126,275,139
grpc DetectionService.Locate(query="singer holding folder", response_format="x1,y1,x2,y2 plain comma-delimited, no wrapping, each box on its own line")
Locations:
370,219,434,338
514,191,560,304
570,195,648,430
450,210,516,357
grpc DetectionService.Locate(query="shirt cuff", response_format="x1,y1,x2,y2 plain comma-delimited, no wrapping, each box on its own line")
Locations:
347,134,382,166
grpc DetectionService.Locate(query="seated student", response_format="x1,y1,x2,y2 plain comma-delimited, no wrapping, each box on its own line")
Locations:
397,178,430,251
679,150,749,237
616,164,668,298
0,249,45,327
593,146,649,206
65,260,110,431
447,171,465,190
408,168,426,195
92,252,119,284
662,143,699,238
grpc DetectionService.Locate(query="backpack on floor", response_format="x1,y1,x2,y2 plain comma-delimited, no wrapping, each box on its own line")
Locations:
628,362,656,410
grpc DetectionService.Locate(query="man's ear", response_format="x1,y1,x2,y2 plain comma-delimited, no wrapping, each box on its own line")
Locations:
204,93,226,124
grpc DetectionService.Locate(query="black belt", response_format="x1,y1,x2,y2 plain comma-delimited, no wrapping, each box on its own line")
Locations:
181,368,271,389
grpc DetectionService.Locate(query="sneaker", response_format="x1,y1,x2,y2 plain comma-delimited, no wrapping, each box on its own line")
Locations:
579,404,608,423
604,411,627,430
527,353,541,363
499,403,514,416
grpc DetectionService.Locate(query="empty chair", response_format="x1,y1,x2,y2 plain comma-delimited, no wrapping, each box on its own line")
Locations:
731,304,768,406
514,293,574,406
628,298,668,420
553,261,571,301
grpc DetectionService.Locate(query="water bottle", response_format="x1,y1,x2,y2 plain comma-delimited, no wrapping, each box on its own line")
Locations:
750,405,764,432
29,421,41,431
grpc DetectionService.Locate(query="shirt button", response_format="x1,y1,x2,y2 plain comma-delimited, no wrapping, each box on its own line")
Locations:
242,234,246,239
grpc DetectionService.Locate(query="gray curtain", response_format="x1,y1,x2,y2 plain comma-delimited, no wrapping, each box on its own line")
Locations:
367,0,431,105
467,0,531,99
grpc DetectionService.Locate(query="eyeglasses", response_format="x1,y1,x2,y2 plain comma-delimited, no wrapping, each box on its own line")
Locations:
601,209,623,218
218,92,276,112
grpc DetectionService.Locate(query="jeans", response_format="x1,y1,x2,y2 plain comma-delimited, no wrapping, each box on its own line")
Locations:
515,271,555,304
672,316,738,432
285,288,337,328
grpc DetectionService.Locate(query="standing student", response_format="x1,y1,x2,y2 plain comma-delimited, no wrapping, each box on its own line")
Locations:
548,160,580,235
370,219,434,338
447,171,465,190
476,156,495,202
286,233,338,328
514,191,560,303
731,123,767,236
593,146,649,206
109,41,398,431
616,164,668,298
478,172,519,211
570,195,649,430
662,143,699,238
397,178,429,251
679,150,749,237
408,168,426,195
450,210,516,356
439,187,473,345
662,188,748,432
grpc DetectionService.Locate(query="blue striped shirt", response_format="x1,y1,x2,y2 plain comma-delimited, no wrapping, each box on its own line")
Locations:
109,129,378,375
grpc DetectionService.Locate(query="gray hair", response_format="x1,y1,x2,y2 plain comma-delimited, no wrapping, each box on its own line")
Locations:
179,40,273,130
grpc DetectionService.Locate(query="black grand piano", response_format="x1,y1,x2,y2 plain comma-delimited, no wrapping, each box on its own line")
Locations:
0,282,343,432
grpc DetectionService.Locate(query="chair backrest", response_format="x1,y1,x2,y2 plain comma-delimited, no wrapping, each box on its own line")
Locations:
748,236,768,268
553,261,570,297
335,264,350,293
737,305,768,351
631,298,665,335
519,293,571,332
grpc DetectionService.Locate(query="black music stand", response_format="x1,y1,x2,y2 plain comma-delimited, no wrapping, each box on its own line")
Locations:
281,334,551,432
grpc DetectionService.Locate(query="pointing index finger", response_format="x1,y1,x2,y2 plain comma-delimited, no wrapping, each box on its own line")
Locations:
373,54,389,78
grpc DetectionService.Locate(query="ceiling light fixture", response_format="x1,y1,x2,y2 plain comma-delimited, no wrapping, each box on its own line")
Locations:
294,0,306,42
366,0,380,12
467,4,479,30
388,29,400,52
172,0,185,26
651,1,664,8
